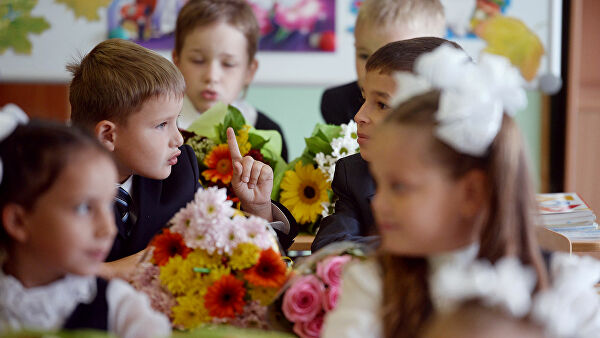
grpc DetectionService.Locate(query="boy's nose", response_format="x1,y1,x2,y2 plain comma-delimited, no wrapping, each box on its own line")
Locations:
171,127,184,148
203,61,221,83
354,102,369,124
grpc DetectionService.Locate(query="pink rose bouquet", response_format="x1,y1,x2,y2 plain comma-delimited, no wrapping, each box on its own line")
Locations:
270,242,366,338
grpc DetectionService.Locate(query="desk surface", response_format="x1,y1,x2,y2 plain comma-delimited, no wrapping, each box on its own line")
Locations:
289,235,315,252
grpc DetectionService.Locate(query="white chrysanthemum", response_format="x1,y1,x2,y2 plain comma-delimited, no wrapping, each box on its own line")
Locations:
331,136,359,159
193,186,234,222
242,216,273,250
340,121,358,141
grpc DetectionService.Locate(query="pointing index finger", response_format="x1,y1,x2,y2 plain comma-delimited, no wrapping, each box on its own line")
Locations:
227,127,243,161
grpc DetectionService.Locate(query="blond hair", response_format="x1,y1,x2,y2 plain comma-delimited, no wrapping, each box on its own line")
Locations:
68,38,186,129
174,0,259,63
356,0,446,38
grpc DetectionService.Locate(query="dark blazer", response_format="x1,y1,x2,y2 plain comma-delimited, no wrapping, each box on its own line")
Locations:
256,110,289,162
106,144,298,261
321,81,364,125
311,153,378,252
63,278,109,331
106,144,201,261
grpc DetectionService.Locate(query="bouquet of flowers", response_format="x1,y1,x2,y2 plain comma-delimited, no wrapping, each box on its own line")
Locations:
184,103,287,202
273,121,359,234
130,187,290,330
269,242,366,338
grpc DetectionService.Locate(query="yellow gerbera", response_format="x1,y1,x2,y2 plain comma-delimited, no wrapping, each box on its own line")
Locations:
248,286,279,306
172,295,211,329
159,255,194,296
229,243,260,270
236,125,252,156
279,161,330,224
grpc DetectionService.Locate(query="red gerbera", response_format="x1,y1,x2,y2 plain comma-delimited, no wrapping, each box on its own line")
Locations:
202,144,233,184
150,229,192,266
204,275,246,318
243,248,288,288
246,148,264,163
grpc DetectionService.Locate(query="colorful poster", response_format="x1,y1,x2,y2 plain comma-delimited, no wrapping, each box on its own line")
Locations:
247,0,336,52
106,0,187,50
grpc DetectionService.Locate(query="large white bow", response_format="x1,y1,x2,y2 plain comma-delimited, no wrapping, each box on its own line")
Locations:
392,44,527,157
0,104,29,183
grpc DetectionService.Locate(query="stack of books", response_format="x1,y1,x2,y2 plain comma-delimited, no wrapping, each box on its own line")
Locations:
537,192,599,240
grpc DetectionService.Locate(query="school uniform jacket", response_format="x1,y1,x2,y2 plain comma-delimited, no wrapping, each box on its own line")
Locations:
311,153,378,252
106,144,298,262
321,81,364,125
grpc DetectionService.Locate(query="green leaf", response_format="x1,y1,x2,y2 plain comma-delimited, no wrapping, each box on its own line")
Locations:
305,136,333,155
187,102,229,140
312,124,342,140
248,133,268,149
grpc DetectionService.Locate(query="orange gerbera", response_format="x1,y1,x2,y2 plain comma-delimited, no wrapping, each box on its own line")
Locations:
151,229,192,266
243,248,288,288
202,144,233,184
204,274,246,318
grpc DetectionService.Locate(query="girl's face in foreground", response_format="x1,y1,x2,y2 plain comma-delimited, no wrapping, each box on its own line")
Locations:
369,124,484,256
11,149,117,286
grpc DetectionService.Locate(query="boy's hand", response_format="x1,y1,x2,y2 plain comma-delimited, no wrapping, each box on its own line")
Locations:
227,127,274,221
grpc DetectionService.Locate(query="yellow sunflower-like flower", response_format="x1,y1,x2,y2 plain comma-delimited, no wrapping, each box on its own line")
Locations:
159,255,194,296
248,286,279,306
172,295,211,329
236,125,252,156
280,161,330,224
186,249,223,269
229,243,260,270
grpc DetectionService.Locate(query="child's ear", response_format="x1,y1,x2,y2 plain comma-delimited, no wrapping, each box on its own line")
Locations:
2,204,30,243
244,59,258,86
95,120,117,152
459,169,489,220
172,50,179,67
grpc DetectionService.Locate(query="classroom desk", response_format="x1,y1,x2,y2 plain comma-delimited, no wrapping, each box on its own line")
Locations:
535,227,600,259
289,235,315,252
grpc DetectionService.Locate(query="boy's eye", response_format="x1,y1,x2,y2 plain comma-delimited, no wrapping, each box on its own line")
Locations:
390,182,406,193
75,203,91,215
156,121,168,129
223,61,237,68
377,101,389,110
358,53,369,61
192,59,204,64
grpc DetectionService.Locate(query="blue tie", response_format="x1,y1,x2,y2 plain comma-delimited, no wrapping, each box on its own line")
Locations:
115,187,133,226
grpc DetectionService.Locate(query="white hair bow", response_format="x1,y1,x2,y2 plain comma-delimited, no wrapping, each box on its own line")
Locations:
531,253,600,338
0,104,29,183
392,44,527,157
430,256,537,318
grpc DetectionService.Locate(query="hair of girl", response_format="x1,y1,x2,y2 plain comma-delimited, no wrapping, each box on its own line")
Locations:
377,91,548,338
0,121,110,248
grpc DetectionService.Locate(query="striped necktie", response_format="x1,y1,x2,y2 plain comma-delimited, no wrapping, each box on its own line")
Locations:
115,187,133,226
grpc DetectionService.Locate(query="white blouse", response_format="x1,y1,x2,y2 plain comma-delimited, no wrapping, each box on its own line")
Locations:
0,271,171,338
321,243,479,338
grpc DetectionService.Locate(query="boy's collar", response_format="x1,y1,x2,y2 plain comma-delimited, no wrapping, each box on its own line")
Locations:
117,176,133,195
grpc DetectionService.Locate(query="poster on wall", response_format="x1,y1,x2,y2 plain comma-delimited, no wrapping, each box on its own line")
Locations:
0,0,561,87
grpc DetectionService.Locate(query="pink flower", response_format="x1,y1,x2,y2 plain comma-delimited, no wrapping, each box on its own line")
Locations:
248,1,274,35
274,0,324,33
316,255,352,287
323,285,339,311
293,311,324,338
282,275,325,322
